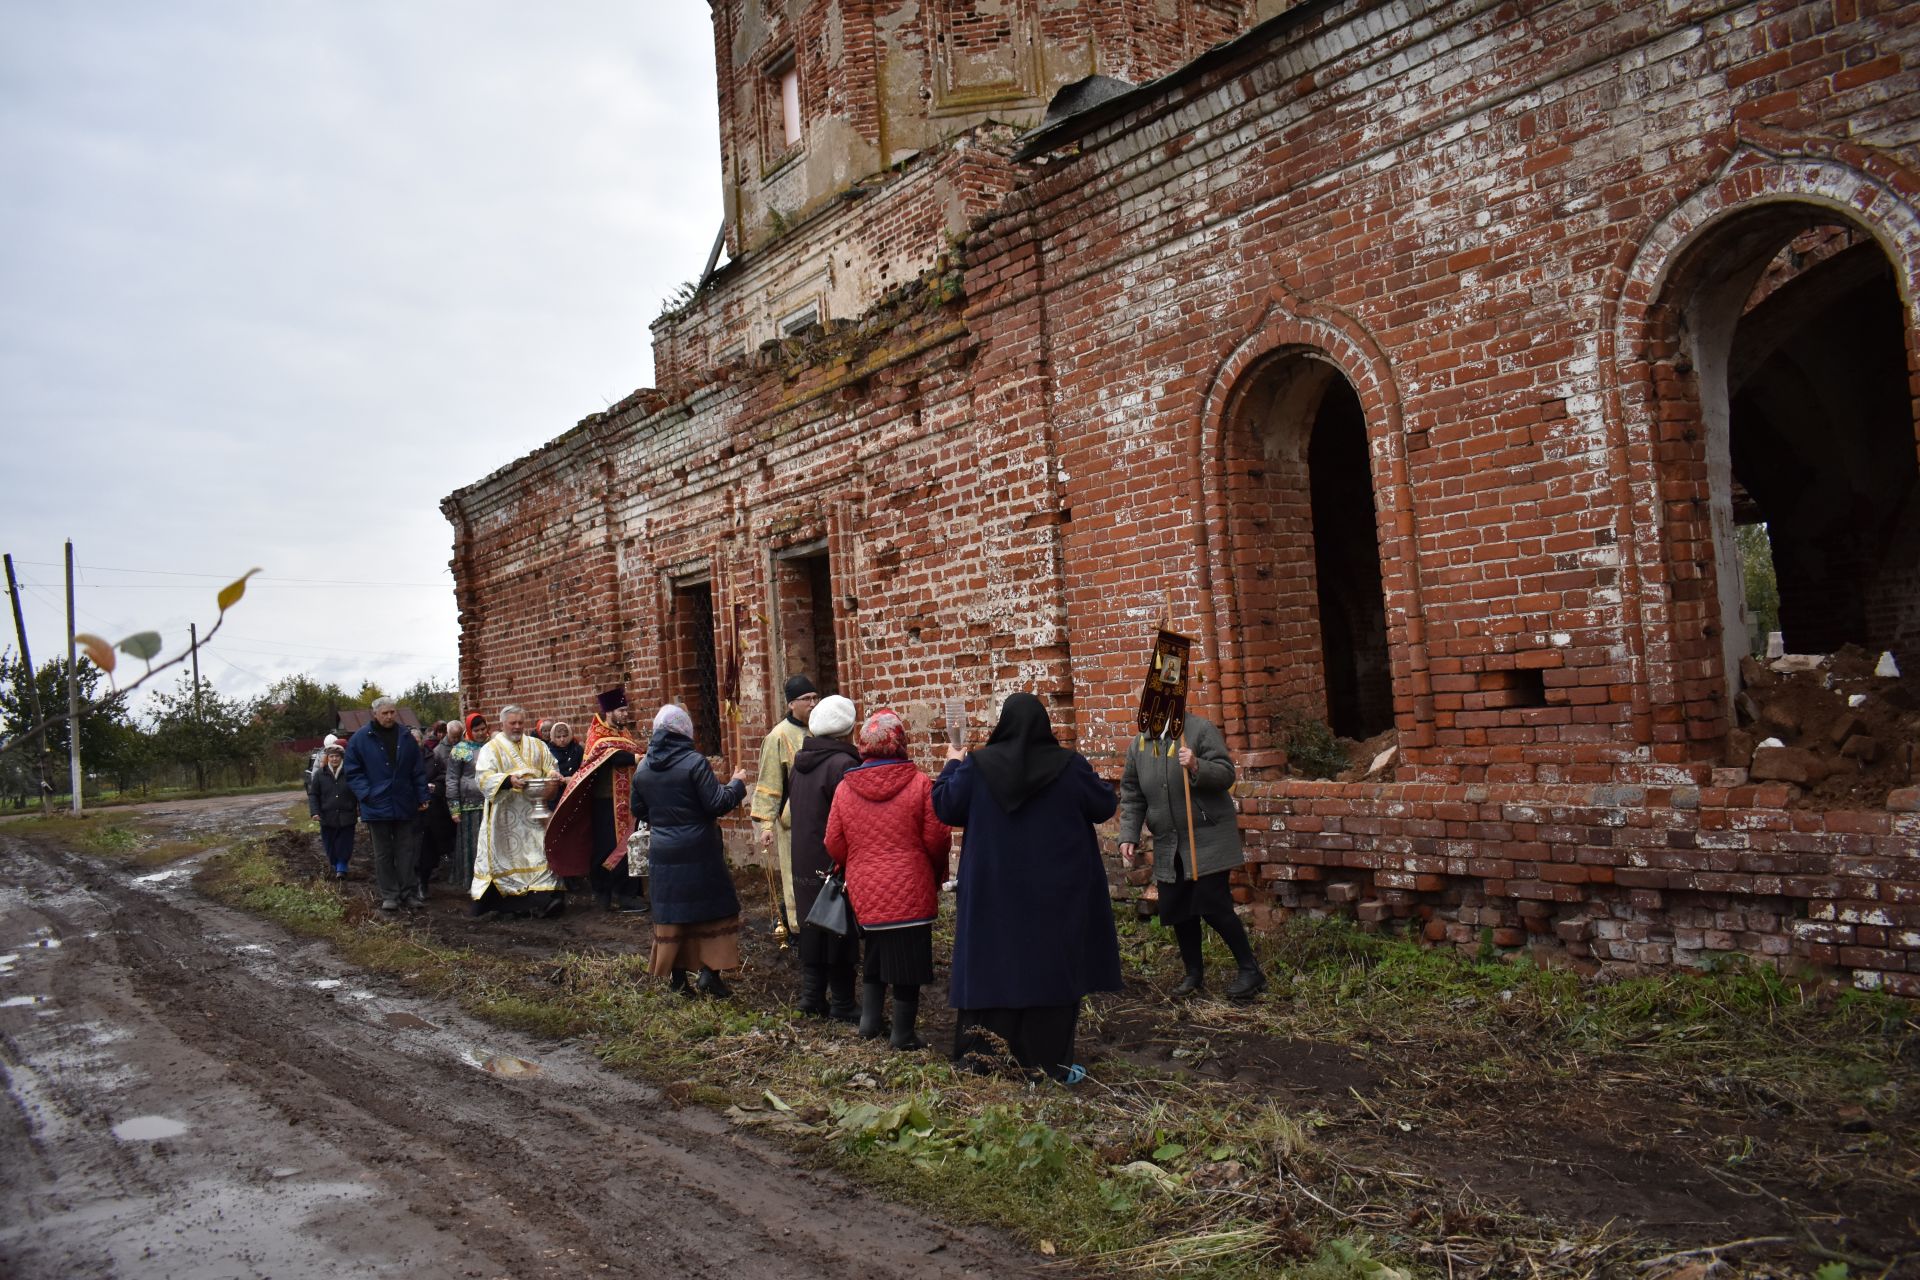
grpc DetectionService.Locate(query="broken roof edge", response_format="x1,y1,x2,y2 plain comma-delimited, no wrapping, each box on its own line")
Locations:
1012,0,1344,162
441,389,660,517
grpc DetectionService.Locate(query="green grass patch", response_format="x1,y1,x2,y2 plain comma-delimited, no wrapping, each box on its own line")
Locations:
1231,913,1916,1112
3,810,220,867
192,830,1916,1280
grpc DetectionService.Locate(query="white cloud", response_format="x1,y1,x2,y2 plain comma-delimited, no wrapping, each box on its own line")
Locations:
0,1,722,717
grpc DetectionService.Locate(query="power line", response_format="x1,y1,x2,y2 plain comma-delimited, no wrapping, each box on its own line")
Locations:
16,581,446,590
11,560,450,588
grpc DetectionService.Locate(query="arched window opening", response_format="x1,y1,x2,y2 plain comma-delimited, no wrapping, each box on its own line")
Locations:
1660,209,1918,708
1308,379,1394,738
1224,351,1394,752
1726,226,1917,660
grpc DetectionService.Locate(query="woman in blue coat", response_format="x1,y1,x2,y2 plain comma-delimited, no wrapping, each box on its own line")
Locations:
630,704,749,998
932,692,1121,1082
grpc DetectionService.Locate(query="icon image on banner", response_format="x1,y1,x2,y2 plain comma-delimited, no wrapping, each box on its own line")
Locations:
1137,630,1193,739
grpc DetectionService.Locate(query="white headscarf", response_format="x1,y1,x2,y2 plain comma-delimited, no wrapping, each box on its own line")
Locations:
652,704,695,738
807,694,857,738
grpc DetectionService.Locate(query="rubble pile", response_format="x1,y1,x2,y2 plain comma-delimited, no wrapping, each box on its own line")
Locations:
1725,643,1920,808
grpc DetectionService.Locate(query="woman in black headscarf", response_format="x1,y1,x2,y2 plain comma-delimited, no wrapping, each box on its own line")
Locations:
931,692,1121,1082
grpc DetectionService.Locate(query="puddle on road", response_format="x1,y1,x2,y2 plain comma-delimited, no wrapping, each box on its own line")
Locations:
113,1114,189,1141
236,944,272,955
310,979,343,991
135,869,184,884
384,1012,436,1031
3,995,46,1008
32,937,62,949
0,953,19,971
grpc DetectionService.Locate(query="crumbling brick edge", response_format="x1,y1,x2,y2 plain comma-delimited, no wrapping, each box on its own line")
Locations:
1233,780,1920,996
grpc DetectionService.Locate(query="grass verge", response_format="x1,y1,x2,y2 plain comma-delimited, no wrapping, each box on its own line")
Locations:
196,831,1918,1280
4,810,222,867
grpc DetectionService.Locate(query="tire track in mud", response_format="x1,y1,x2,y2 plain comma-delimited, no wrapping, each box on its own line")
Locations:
0,832,1042,1278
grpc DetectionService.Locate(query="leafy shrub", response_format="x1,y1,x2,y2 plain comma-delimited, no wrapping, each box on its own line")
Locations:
1279,710,1349,779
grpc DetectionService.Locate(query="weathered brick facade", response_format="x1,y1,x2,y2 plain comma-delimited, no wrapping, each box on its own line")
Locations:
448,0,1920,992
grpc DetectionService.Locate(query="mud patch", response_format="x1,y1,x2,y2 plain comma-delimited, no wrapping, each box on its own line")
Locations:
382,1011,436,1031
1091,1004,1380,1097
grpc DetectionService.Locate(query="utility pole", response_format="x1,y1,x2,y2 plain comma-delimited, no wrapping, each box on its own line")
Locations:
4,553,53,813
65,540,81,813
189,621,205,792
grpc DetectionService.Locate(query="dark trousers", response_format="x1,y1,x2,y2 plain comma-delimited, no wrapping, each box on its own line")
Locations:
366,820,418,902
953,1003,1081,1083
449,812,480,889
320,824,354,873
1173,914,1257,971
418,799,453,889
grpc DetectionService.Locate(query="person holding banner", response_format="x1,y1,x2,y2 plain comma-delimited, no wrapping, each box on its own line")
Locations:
1118,711,1265,1000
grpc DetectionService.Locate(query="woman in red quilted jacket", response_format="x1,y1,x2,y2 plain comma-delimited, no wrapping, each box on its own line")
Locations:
825,709,953,1050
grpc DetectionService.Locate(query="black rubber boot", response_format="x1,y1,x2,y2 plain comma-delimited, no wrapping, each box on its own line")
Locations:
889,987,925,1051
827,968,858,1023
796,965,829,1018
857,980,889,1039
1225,965,1267,1001
1172,969,1205,998
669,968,693,998
695,967,732,999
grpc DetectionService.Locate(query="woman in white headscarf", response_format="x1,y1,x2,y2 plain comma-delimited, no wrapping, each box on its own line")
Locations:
630,704,751,997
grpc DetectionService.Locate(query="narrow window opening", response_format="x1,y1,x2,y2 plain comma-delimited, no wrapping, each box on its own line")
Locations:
780,65,802,148
670,578,721,754
1306,380,1394,738
772,545,839,697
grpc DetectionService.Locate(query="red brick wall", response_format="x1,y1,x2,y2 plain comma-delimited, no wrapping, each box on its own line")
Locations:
452,0,1920,984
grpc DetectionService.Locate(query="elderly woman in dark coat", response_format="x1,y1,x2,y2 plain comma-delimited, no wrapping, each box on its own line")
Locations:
786,694,862,1021
630,704,750,998
932,692,1121,1083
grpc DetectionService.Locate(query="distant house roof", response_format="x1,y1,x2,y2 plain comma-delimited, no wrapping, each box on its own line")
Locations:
337,707,422,734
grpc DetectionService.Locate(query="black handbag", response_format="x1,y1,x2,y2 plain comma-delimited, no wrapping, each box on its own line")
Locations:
805,870,855,936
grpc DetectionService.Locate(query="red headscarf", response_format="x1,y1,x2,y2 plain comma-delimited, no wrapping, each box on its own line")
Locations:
464,712,487,738
857,708,908,760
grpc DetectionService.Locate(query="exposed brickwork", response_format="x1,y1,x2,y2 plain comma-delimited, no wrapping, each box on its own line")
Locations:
1234,777,1920,995
452,0,1920,987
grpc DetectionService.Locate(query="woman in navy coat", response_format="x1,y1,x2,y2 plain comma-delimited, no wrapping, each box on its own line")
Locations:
630,704,749,998
932,692,1121,1082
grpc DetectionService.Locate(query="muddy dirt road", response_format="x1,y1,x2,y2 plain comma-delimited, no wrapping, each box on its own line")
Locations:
0,795,1038,1279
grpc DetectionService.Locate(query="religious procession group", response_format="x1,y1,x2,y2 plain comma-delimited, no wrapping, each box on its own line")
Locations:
311,677,1268,1082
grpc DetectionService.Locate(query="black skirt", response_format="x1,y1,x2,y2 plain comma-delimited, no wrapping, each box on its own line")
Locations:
1158,863,1235,927
953,1005,1080,1082
862,923,934,986
798,920,859,967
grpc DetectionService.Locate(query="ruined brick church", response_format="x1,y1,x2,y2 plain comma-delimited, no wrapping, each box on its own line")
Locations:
446,1,1920,991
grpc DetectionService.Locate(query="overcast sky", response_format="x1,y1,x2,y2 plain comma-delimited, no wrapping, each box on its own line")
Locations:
0,1,722,717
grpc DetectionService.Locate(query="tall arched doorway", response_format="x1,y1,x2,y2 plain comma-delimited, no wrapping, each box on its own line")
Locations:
1652,206,1918,699
1223,350,1394,746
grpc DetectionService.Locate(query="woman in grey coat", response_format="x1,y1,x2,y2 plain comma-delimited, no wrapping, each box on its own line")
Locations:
1117,711,1265,1000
